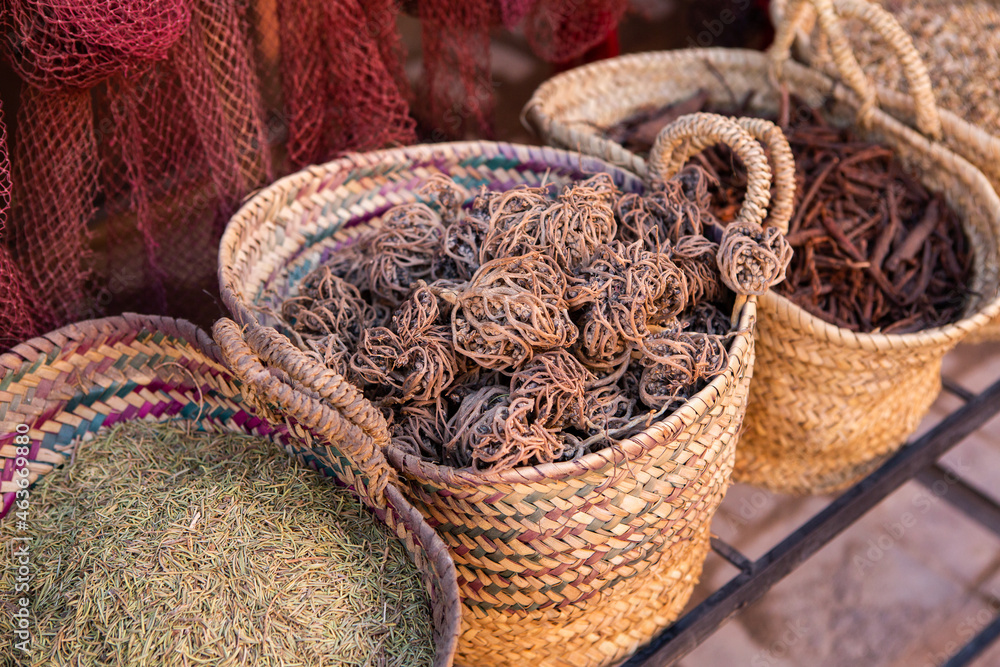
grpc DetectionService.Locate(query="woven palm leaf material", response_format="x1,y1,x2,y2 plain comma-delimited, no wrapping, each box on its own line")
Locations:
523,46,1000,495
215,139,776,666
277,167,748,475
1,313,463,665
770,0,1000,341
0,422,437,666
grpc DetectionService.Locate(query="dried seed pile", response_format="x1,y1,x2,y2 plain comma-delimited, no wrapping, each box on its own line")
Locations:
810,0,1000,130
282,170,769,472
607,93,973,334
0,422,434,667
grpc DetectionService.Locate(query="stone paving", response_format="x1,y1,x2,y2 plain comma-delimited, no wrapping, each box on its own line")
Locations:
679,340,1000,667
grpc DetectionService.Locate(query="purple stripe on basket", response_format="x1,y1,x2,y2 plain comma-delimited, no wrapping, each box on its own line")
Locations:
96,355,115,375
232,410,252,428
35,376,53,400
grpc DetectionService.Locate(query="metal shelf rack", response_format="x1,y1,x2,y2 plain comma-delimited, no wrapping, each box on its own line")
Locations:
625,376,1000,667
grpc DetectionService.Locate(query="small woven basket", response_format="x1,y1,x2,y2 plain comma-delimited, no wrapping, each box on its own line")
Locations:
0,313,461,667
213,137,787,666
770,0,1000,341
524,40,1000,494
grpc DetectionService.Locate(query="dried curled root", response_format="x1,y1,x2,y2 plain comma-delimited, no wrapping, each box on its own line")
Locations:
472,253,567,304
645,186,704,245
670,235,725,304
298,235,373,294
538,174,618,271
391,283,449,342
420,173,468,224
643,250,689,324
350,327,405,385
392,399,450,461
283,268,379,345
585,384,637,434
614,193,659,247
297,334,352,380
350,325,459,404
478,186,553,262
638,331,729,409
445,366,504,404
510,349,593,430
674,164,716,210
682,302,732,336
432,213,488,281
452,254,576,370
365,203,445,305
445,387,566,472
568,242,687,367
718,220,793,295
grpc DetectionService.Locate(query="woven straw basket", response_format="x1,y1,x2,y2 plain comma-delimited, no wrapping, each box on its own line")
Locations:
213,137,789,666
769,0,1000,341
524,41,1000,494
0,313,461,667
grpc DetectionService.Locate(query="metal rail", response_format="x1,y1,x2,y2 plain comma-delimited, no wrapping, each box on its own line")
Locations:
624,376,1000,667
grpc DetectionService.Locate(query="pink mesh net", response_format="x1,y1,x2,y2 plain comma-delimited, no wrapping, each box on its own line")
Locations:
0,0,628,350
0,99,36,349
525,0,627,63
277,0,415,169
415,0,497,140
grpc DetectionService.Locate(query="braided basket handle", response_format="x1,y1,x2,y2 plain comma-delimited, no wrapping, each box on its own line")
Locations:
649,112,794,299
213,318,398,510
733,117,796,235
771,0,942,140
649,112,774,230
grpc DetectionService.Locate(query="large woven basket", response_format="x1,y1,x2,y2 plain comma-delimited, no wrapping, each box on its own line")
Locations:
0,313,461,667
769,0,1000,341
213,138,786,666
524,46,1000,494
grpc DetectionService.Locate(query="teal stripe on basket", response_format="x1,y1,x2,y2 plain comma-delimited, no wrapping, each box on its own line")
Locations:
128,352,150,370
116,379,138,399
1,354,45,389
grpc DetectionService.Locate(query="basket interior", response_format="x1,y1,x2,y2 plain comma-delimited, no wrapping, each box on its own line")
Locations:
529,50,1000,330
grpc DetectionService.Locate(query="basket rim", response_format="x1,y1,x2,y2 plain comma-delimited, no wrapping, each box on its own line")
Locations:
0,312,462,667
524,46,1000,352
217,139,757,485
219,140,649,329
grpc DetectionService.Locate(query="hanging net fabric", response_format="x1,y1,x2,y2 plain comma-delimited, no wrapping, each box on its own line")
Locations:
0,0,629,350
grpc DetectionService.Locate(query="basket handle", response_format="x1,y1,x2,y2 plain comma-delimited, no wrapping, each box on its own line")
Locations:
649,112,774,230
771,0,943,140
213,318,397,510
734,116,796,235
649,112,795,297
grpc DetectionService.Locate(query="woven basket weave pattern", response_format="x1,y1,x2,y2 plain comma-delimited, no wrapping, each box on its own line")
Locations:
525,49,1000,494
770,0,1000,341
215,140,759,666
0,314,461,666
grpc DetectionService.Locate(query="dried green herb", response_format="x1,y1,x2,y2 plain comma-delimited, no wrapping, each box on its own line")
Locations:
0,422,435,667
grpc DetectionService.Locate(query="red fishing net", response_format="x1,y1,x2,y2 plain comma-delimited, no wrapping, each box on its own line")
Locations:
415,0,497,140
0,100,36,349
0,0,628,350
525,0,628,63
278,0,415,168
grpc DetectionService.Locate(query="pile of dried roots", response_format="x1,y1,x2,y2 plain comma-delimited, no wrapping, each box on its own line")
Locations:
281,170,783,472
608,92,974,334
